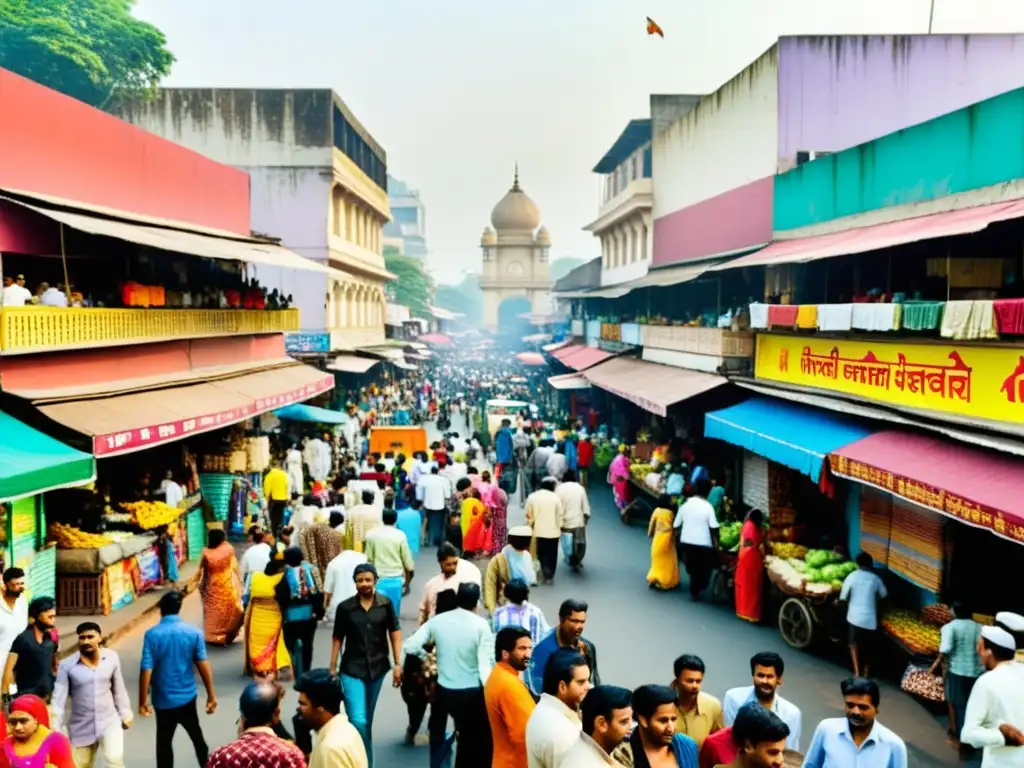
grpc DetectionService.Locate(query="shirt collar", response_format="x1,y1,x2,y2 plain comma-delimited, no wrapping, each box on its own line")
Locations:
72,650,111,666
242,727,277,737
160,615,183,625
674,687,704,717
839,719,880,747
578,732,615,764
540,693,581,724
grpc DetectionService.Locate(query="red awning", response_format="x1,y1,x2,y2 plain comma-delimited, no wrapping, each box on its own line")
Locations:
712,199,1024,271
515,352,546,366
582,357,725,416
419,333,452,346
830,431,1024,545
548,373,590,390
552,343,584,361
557,345,613,371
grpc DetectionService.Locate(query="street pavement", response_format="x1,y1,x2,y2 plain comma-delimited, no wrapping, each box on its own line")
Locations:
101,420,962,766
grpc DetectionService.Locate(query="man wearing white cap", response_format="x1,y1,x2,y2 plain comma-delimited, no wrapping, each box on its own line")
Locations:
961,625,1024,766
996,612,1024,664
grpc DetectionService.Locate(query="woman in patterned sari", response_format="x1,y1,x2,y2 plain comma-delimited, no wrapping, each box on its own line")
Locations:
607,445,631,520
242,559,292,679
197,528,244,645
489,485,510,554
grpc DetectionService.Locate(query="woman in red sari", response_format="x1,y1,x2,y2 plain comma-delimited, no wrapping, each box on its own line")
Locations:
734,508,765,623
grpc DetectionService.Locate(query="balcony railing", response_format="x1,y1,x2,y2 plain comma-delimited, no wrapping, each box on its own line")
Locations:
0,307,300,354
641,324,754,358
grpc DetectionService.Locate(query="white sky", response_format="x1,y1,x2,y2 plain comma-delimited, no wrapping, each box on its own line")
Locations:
134,0,1024,284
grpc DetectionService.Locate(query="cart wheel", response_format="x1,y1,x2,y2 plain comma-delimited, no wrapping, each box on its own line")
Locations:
711,569,733,607
778,598,814,649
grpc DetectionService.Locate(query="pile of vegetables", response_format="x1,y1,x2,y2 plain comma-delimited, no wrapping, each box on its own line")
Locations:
798,549,858,589
594,442,616,470
765,547,856,596
719,522,743,550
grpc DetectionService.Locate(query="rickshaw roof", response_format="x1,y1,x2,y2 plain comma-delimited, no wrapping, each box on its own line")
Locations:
486,399,529,409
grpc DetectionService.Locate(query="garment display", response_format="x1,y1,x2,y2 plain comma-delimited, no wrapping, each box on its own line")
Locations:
851,303,901,332
816,303,854,332
748,303,769,329
940,300,998,340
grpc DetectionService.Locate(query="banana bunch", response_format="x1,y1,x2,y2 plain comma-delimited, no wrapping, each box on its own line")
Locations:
50,523,114,549
120,500,182,530
769,543,808,559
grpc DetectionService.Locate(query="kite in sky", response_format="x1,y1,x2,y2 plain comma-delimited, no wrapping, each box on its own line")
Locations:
646,17,664,37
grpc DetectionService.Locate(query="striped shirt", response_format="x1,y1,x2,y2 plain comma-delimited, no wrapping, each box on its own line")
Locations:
493,601,550,647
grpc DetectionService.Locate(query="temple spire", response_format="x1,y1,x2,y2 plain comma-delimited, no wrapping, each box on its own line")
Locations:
512,162,521,192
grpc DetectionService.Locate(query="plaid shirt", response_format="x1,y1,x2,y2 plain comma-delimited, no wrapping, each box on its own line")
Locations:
492,601,550,647
207,729,307,768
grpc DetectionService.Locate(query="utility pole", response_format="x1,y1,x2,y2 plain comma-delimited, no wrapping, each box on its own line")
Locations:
927,0,936,33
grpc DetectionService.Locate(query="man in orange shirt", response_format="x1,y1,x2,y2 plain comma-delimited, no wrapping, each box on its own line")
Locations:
485,626,536,768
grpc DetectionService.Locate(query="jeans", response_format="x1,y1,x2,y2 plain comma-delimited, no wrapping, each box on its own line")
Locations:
282,619,316,676
155,697,208,768
268,499,288,534
437,685,492,768
426,508,445,547
71,721,124,768
377,576,404,621
341,673,386,768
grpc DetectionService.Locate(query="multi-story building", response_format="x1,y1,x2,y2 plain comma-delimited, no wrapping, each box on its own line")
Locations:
115,88,394,351
384,175,427,257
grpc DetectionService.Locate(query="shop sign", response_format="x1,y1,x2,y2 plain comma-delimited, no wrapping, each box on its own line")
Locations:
600,323,621,342
830,454,1024,544
755,334,1024,426
94,376,333,457
285,333,330,354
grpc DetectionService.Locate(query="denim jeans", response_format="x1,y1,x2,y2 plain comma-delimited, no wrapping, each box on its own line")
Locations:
426,508,445,547
377,576,404,620
341,673,386,768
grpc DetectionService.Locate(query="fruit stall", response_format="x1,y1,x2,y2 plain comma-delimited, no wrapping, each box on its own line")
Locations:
765,546,857,648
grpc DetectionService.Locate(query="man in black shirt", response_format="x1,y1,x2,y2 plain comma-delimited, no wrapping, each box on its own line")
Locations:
2,596,57,701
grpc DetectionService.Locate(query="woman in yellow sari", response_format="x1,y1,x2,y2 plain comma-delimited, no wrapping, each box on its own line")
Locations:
197,528,244,645
460,488,486,549
647,494,680,590
242,558,292,679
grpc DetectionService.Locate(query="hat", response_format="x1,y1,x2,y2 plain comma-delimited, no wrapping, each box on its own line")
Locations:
10,694,49,727
508,525,532,538
15,274,24,280
996,612,1024,633
981,625,1016,651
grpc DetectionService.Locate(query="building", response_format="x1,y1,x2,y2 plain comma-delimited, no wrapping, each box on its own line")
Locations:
478,169,553,331
114,88,394,351
384,175,427,257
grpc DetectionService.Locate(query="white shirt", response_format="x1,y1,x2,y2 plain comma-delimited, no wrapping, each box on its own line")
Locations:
526,693,582,768
163,481,184,509
560,733,616,766
840,569,888,631
0,594,28,688
240,542,272,584
1,284,31,307
673,496,719,548
39,287,68,307
323,550,368,620
723,686,802,752
418,474,451,511
961,661,1024,767
555,482,590,529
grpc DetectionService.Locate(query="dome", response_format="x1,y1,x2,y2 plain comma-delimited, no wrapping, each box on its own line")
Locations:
480,227,497,246
535,226,551,246
490,168,541,232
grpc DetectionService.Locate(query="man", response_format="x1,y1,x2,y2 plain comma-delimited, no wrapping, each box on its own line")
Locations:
673,477,720,601
159,469,184,510
525,648,590,768
576,435,594,488
323,541,368,624
396,494,424,559
839,552,887,677
525,477,565,584
495,418,515,474
485,626,537,768
303,435,331,483
347,490,384,553
563,685,633,766
295,669,368,768
803,677,907,768
404,582,494,768
722,652,801,752
50,621,133,768
264,459,292,534
961,625,1024,765
555,469,590,571
671,654,723,749
493,578,551,647
240,526,273,585
613,684,699,767
364,506,415,619
280,547,321,676
138,591,217,768
485,527,537,614
3,596,58,700
929,602,982,747
724,703,791,768
530,598,599,696
1,274,31,306
418,542,482,625
207,682,306,768
330,563,402,768
527,440,555,492
0,567,28,690
418,465,452,548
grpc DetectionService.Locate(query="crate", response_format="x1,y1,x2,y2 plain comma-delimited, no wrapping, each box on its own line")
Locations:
57,573,106,616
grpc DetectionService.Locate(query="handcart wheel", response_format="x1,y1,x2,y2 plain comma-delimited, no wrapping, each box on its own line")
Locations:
778,597,814,649
711,568,733,606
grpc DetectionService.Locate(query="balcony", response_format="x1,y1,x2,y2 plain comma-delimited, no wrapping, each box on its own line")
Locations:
585,178,653,235
641,324,755,358
0,307,300,354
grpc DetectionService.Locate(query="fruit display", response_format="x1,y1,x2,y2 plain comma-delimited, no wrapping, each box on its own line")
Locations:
921,603,954,626
629,462,654,481
719,522,743,550
120,500,183,530
881,609,942,657
50,523,114,549
769,543,808,560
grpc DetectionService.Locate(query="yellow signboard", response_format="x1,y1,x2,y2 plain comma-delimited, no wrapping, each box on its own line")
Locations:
755,334,1024,425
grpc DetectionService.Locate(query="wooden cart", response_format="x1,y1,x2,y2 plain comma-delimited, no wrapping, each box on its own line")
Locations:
766,565,843,650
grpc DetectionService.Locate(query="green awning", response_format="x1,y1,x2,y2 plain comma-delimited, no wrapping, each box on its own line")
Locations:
0,413,96,502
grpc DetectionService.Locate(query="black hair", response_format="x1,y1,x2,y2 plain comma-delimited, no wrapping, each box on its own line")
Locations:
294,669,343,715
362,490,376,505
581,685,632,736
657,493,676,512
855,552,873,568
353,563,378,582
435,589,459,615
542,648,589,697
455,477,472,492
239,681,280,728
673,654,706,678
563,469,577,483
494,626,531,662
503,578,529,605
983,637,1016,662
456,582,480,610
249,526,265,544
559,597,588,620
284,547,304,567
952,602,968,618
631,683,677,720
329,511,345,528
76,621,102,636
382,508,398,526
437,542,459,563
731,702,790,748
207,529,226,549
840,676,880,707
159,590,183,616
693,477,712,498
374,463,386,473
2,568,23,584
750,651,784,678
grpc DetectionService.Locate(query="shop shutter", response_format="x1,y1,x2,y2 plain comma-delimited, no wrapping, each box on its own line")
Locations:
26,546,56,599
888,500,944,593
186,508,206,561
859,488,892,566
742,452,769,513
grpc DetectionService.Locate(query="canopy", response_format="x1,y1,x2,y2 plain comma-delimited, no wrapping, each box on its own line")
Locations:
705,397,873,483
419,333,452,346
542,340,571,353
547,373,591,391
553,344,613,371
274,403,349,425
326,355,379,374
0,413,96,502
830,431,1024,544
516,352,547,366
582,357,725,417
392,359,418,371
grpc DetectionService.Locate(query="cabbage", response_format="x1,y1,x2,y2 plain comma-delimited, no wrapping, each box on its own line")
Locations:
804,567,823,583
805,550,830,568
820,564,843,581
831,580,844,591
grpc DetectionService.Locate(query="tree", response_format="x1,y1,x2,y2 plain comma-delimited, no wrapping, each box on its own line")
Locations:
434,274,483,327
0,0,174,108
384,247,435,320
549,257,589,282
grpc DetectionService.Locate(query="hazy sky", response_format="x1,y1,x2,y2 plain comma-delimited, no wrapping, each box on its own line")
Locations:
134,0,1024,284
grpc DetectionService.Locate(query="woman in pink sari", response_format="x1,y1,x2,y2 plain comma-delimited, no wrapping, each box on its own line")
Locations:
489,486,509,553
734,508,765,623
607,446,631,521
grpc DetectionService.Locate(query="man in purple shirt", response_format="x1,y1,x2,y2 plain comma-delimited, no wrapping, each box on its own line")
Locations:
50,621,132,768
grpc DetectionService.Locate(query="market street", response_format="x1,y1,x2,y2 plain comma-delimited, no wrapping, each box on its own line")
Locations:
106,473,963,768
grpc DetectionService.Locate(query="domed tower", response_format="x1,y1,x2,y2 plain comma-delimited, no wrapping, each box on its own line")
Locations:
480,165,552,330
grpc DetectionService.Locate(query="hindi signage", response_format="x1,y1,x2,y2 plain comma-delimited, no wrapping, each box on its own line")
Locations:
285,333,330,354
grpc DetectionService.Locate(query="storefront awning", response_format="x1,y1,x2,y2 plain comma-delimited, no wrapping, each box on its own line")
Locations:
542,340,571,353
35,364,333,457
392,359,418,371
326,355,380,374
622,260,723,289
0,413,96,502
419,333,452,346
582,358,725,417
516,352,547,366
558,345,614,371
556,285,632,300
274,403,349,425
547,373,591,391
705,397,873,483
829,431,1024,544
358,346,405,361
711,198,1024,272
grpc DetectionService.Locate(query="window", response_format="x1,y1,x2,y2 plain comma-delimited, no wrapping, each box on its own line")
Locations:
539,247,549,263
643,147,652,178
482,247,493,262
333,106,387,190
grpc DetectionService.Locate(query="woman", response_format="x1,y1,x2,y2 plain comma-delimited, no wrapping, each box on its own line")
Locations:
647,494,680,590
197,528,244,645
285,443,304,497
460,488,490,557
242,559,292,679
0,694,74,768
607,444,631,521
734,508,765,623
489,485,510,554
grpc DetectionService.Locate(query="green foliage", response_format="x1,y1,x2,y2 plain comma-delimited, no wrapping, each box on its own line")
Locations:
384,247,435,320
434,274,483,327
0,0,174,108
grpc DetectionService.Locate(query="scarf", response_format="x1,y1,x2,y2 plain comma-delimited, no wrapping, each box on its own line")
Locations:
503,546,533,584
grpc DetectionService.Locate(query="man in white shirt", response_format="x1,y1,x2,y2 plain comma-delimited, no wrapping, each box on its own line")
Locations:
39,283,68,307
723,651,802,752
561,684,633,767
525,647,591,768
322,547,368,623
525,478,565,585
0,568,28,689
962,625,1024,766
239,528,273,585
839,552,888,677
555,470,590,571
672,478,719,601
416,466,451,548
1,275,31,307
159,470,184,509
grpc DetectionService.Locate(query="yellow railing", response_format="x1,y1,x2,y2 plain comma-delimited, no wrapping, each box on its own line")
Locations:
0,307,300,353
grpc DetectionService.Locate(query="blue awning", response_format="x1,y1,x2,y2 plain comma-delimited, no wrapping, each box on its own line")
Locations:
704,397,873,483
274,404,350,425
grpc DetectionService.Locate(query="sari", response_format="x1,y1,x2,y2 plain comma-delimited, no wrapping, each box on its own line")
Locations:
199,541,244,645
489,488,510,552
460,497,485,539
299,524,342,583
242,572,292,677
734,519,764,623
608,453,630,511
646,507,680,589
461,497,490,554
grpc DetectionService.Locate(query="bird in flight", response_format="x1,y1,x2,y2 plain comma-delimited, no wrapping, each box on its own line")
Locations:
646,17,664,37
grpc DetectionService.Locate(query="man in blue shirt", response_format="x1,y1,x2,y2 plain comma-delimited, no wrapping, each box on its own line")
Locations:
494,419,514,472
803,677,908,768
839,552,888,678
139,591,217,768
